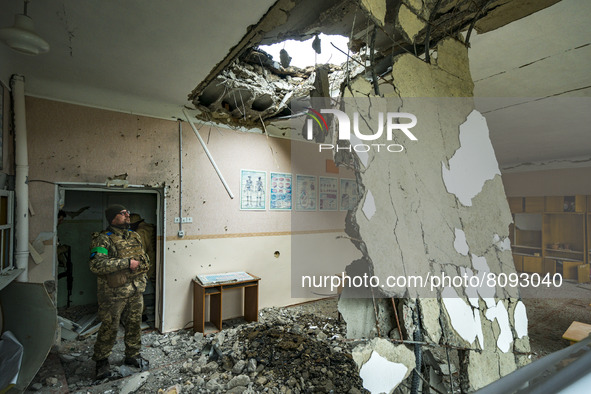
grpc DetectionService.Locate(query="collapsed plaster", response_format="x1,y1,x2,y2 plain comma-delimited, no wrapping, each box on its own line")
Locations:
353,338,415,394
181,0,564,391
441,110,501,207
335,35,530,392
188,0,555,136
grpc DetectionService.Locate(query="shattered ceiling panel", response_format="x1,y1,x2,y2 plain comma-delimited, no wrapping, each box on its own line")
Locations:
188,0,563,135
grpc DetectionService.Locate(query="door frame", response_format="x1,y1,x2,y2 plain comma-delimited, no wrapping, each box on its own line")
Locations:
54,182,166,331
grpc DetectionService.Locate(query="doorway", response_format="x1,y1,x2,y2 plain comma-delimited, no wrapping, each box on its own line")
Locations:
55,185,164,331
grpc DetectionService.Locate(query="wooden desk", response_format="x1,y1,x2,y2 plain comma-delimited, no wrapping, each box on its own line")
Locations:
192,273,260,335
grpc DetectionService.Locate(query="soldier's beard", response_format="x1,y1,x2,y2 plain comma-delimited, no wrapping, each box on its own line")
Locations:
112,223,130,229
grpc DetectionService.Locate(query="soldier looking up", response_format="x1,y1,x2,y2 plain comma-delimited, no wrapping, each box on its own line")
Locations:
89,204,150,379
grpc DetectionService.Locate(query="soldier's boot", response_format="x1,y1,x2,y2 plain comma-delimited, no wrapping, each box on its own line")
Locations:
124,354,149,371
95,359,110,379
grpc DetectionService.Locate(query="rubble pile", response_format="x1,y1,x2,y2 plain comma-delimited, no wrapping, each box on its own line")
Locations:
28,301,368,393
193,48,365,130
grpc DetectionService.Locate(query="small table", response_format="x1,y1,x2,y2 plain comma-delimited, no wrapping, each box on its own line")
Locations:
192,272,260,335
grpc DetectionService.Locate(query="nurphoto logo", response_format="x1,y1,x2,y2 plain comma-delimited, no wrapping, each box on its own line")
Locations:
305,108,418,153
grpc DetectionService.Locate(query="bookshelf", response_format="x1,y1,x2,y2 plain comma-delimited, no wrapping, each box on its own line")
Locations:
509,195,589,281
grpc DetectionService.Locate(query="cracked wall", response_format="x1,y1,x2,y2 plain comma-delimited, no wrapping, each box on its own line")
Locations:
337,36,530,392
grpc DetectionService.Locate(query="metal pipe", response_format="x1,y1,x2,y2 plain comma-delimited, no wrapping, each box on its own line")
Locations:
178,119,183,237
369,25,380,96
465,0,494,46
182,108,234,199
424,0,443,64
12,75,29,281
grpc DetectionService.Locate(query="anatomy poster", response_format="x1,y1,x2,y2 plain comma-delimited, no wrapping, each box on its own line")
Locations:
319,177,338,211
340,178,358,211
295,174,317,211
270,172,292,210
240,170,266,210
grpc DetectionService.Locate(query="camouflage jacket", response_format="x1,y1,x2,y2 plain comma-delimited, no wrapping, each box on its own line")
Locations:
89,226,149,298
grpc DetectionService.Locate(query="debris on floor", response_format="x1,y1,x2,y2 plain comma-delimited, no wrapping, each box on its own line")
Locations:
28,299,368,393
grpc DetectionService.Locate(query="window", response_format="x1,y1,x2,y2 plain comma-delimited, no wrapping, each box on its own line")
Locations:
0,190,14,273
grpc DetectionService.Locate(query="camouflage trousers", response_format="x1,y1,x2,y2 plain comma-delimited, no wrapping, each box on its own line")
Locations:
92,290,144,361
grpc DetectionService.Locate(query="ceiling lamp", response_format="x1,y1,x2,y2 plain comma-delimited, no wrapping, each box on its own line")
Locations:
0,0,49,55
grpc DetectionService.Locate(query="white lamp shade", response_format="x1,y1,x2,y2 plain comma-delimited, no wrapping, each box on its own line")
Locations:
0,14,50,55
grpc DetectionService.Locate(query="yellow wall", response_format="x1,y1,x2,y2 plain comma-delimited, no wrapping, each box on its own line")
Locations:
24,97,359,331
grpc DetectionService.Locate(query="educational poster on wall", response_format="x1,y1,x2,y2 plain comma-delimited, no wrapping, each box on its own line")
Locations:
319,176,338,211
240,169,266,210
295,174,317,211
270,172,292,210
340,178,358,211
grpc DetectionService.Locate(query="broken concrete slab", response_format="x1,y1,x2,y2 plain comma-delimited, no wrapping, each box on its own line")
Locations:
462,350,501,391
359,0,387,27
335,33,528,391
418,298,442,344
119,371,150,394
338,295,394,339
353,338,415,393
396,3,426,43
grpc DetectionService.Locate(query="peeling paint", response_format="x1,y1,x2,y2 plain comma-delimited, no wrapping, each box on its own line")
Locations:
441,110,501,206
454,228,469,256
442,287,484,348
514,301,528,339
359,351,408,394
471,253,490,272
493,235,511,251
362,190,376,220
461,267,480,307
485,300,513,353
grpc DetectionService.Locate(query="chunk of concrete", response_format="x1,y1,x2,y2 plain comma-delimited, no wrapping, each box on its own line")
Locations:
464,350,501,391
396,4,426,43
485,300,513,353
119,371,149,394
418,298,441,344
339,295,394,339
360,0,387,27
353,338,415,393
359,351,408,394
435,37,472,79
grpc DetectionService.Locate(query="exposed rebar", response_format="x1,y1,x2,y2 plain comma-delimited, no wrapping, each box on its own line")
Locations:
424,0,443,64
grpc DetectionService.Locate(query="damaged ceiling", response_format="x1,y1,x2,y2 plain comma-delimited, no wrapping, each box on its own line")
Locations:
188,0,565,136
1,0,588,168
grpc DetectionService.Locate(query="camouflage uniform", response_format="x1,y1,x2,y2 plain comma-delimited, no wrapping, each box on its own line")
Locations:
130,215,157,280
89,225,149,361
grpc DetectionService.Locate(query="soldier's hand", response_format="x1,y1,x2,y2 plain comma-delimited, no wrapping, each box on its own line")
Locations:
130,259,141,271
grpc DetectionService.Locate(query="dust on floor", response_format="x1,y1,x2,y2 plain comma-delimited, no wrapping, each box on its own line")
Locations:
26,280,591,393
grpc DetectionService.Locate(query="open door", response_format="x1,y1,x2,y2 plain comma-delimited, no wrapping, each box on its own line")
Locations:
54,185,164,332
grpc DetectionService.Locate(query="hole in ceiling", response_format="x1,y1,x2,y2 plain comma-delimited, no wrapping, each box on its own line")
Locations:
198,78,225,107
222,89,253,112
251,94,275,112
258,34,350,69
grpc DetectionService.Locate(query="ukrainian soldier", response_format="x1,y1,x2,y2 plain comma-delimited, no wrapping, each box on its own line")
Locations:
129,213,156,281
89,204,150,379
